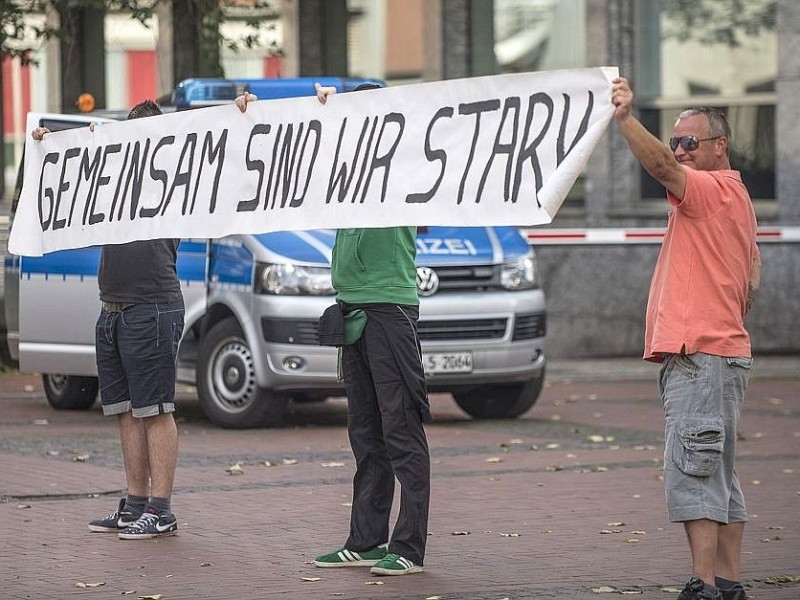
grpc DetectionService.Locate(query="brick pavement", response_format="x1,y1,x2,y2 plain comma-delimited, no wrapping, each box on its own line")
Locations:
0,359,798,600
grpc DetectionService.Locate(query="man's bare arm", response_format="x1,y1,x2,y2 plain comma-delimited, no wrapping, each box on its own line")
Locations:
612,77,687,199
746,254,762,314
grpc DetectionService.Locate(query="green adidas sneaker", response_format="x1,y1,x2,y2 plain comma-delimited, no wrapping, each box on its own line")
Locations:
313,545,388,568
370,553,423,576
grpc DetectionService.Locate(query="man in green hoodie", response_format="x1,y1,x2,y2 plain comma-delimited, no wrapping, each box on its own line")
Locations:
236,83,431,576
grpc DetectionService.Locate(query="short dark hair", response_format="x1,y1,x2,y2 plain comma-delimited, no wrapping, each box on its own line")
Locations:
127,99,161,120
678,106,731,141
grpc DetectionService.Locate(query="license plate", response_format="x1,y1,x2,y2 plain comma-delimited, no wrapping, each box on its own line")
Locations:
423,352,473,374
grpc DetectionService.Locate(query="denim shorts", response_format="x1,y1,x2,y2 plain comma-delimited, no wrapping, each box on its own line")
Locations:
95,298,185,418
659,352,752,524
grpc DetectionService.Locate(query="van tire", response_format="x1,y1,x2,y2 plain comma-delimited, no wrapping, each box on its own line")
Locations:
453,375,544,419
196,318,287,428
42,374,98,410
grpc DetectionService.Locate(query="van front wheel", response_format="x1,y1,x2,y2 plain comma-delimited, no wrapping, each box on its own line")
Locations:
452,376,544,420
196,318,287,428
42,374,98,410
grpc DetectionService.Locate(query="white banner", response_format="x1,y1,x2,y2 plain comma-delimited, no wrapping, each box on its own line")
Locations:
9,67,618,256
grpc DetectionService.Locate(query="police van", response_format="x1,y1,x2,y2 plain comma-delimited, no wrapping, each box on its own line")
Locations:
1,77,547,428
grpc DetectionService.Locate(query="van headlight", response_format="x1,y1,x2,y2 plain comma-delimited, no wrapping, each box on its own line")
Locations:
500,248,539,290
256,263,335,295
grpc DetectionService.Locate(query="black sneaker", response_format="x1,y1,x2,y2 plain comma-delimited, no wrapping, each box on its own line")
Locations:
88,498,140,533
118,510,178,539
678,577,722,600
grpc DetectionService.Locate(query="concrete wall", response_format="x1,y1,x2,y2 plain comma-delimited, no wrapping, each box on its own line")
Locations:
537,243,800,358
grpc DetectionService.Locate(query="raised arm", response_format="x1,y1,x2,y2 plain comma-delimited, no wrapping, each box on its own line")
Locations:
612,77,687,199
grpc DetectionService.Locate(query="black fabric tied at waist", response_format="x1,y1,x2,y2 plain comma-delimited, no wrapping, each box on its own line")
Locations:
348,303,432,423
102,301,135,313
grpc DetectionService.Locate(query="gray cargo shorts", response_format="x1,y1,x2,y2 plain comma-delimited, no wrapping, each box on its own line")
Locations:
658,351,752,524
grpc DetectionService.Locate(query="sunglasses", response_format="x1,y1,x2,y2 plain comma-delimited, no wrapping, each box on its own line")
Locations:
668,135,721,152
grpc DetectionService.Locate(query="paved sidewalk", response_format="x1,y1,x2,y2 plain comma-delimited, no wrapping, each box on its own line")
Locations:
0,359,798,600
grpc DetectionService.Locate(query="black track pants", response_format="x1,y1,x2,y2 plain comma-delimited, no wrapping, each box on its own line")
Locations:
342,305,431,565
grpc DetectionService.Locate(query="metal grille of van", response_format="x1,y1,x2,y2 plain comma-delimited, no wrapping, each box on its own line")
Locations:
262,316,511,344
512,312,547,340
431,265,498,290
417,318,507,340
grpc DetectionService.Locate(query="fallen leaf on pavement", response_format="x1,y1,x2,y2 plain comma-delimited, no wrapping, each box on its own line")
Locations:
321,462,345,467
587,434,605,443
546,443,560,449
626,538,640,543
599,529,622,534
426,596,443,599
121,591,136,595
16,504,31,509
75,581,106,588
364,581,384,585
264,460,277,467
200,562,213,567
300,577,321,582
451,531,471,535
661,587,682,593
545,465,564,471
499,532,520,537
619,590,642,595
33,419,49,425
283,458,299,465
607,522,625,527
226,463,245,475
592,585,617,593
486,457,502,463
138,595,162,600
765,575,800,584
73,454,90,462
498,439,523,447
630,531,646,535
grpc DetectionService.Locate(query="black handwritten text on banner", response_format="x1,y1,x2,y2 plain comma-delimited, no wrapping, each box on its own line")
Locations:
10,67,618,256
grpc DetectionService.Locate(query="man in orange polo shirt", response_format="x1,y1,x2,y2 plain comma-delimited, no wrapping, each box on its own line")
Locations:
611,78,761,600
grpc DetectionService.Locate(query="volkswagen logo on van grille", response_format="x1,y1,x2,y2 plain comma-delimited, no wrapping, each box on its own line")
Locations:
416,266,439,296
